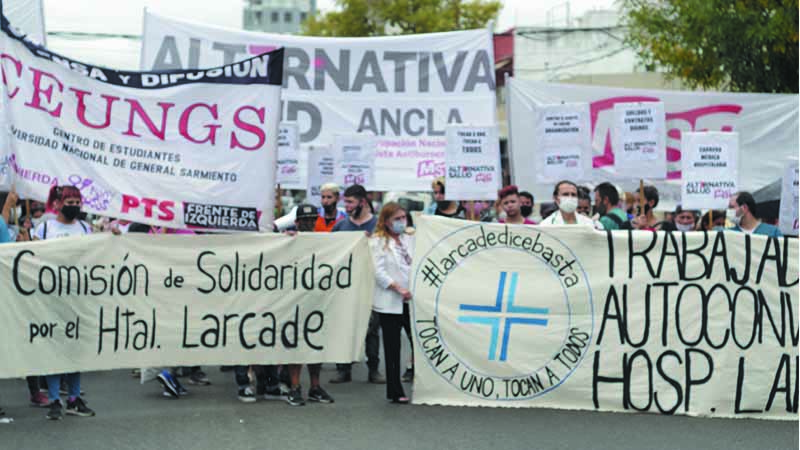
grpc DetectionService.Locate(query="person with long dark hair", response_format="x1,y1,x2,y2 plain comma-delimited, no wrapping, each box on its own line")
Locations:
371,202,414,404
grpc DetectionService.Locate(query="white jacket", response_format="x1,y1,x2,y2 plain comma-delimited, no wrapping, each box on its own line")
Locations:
539,210,604,230
370,233,414,315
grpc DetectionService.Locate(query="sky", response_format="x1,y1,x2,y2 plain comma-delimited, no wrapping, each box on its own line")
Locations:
43,0,617,34
38,0,616,69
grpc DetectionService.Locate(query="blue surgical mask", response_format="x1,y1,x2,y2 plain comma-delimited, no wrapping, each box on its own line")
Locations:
391,220,406,235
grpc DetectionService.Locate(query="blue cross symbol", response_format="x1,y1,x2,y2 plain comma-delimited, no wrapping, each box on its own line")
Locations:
458,272,549,361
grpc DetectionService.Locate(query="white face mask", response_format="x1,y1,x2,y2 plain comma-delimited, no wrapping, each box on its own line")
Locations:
727,208,741,226
558,196,578,214
676,222,694,232
391,220,406,235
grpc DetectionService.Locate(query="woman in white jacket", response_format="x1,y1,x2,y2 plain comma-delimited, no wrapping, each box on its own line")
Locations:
371,202,414,404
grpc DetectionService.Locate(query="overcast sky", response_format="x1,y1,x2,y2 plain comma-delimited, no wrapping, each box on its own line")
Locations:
43,0,617,34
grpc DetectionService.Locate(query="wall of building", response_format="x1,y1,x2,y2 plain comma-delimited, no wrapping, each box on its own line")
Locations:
243,0,316,34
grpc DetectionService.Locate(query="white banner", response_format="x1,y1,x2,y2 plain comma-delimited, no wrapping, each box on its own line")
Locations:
334,134,375,189
0,232,374,378
277,122,302,188
612,102,666,179
140,10,496,192
681,132,739,210
3,0,45,44
411,216,798,420
306,145,336,207
779,163,799,236
534,103,592,183
0,18,284,231
445,125,500,200
507,78,799,209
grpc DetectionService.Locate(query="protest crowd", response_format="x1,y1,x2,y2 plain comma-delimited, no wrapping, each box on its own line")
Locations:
0,174,782,420
0,0,795,432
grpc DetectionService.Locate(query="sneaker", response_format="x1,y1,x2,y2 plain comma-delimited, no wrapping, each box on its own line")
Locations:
46,400,63,421
368,371,386,384
329,371,352,384
263,385,289,401
286,387,305,406
237,387,257,403
188,370,211,386
130,369,141,378
30,391,49,407
65,398,95,417
157,370,180,398
402,368,414,383
308,386,334,404
175,378,189,396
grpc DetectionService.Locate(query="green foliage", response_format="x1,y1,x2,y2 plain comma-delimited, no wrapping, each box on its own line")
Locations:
622,0,798,93
302,0,502,37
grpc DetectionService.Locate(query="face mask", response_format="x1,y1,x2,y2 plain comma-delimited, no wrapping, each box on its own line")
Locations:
351,203,363,218
498,211,508,221
593,203,607,216
559,197,578,214
727,208,742,226
391,220,406,235
31,216,45,228
520,205,533,217
676,222,694,232
323,203,337,215
61,205,80,221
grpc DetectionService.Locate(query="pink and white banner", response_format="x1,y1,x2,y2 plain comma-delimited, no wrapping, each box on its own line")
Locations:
507,78,799,208
0,15,284,230
140,10,496,192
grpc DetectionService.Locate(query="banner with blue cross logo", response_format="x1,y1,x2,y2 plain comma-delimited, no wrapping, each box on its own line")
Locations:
410,215,797,421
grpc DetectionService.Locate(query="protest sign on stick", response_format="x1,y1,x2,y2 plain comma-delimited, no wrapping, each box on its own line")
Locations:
611,102,667,179
334,134,375,190
276,122,302,188
534,103,592,183
306,145,337,207
680,132,739,210
444,125,500,201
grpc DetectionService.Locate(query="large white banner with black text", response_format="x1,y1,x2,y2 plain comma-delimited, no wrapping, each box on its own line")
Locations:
140,10,496,191
0,232,374,378
411,216,798,420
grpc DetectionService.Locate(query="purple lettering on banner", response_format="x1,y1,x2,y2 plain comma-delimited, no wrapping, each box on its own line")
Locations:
7,154,58,186
589,96,743,180
417,159,445,178
68,174,112,211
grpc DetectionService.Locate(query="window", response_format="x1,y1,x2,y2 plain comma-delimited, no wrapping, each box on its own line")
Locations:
271,11,279,23
300,12,307,22
284,11,292,23
254,11,262,24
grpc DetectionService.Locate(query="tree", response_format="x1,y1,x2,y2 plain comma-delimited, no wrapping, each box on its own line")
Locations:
622,0,798,93
302,0,502,37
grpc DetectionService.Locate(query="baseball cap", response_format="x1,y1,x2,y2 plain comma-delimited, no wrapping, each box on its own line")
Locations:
295,204,318,220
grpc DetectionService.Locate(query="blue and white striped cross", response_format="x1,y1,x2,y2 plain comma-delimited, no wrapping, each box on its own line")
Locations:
458,271,549,362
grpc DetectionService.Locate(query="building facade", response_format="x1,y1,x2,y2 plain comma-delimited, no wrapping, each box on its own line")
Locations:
243,0,317,34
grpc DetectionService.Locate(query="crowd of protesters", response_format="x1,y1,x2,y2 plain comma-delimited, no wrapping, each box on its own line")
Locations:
0,176,784,421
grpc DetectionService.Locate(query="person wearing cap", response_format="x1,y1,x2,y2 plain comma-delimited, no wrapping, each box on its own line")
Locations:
315,183,346,232
282,204,336,406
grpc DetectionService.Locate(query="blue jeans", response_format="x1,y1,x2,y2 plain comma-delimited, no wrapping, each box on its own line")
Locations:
46,373,80,402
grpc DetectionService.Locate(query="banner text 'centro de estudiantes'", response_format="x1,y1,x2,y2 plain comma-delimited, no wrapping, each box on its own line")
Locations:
140,10,496,192
411,216,798,420
0,232,374,377
0,13,284,230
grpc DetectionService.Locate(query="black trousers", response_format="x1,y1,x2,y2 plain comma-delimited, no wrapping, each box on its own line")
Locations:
379,311,407,400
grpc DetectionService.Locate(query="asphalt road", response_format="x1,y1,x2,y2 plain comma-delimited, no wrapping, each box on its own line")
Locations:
0,362,796,450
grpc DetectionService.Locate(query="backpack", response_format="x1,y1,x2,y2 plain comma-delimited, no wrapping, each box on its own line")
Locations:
42,220,89,239
605,213,633,231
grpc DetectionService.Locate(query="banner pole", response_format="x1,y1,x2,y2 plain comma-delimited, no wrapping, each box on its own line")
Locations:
275,184,283,217
708,210,713,230
638,179,645,215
